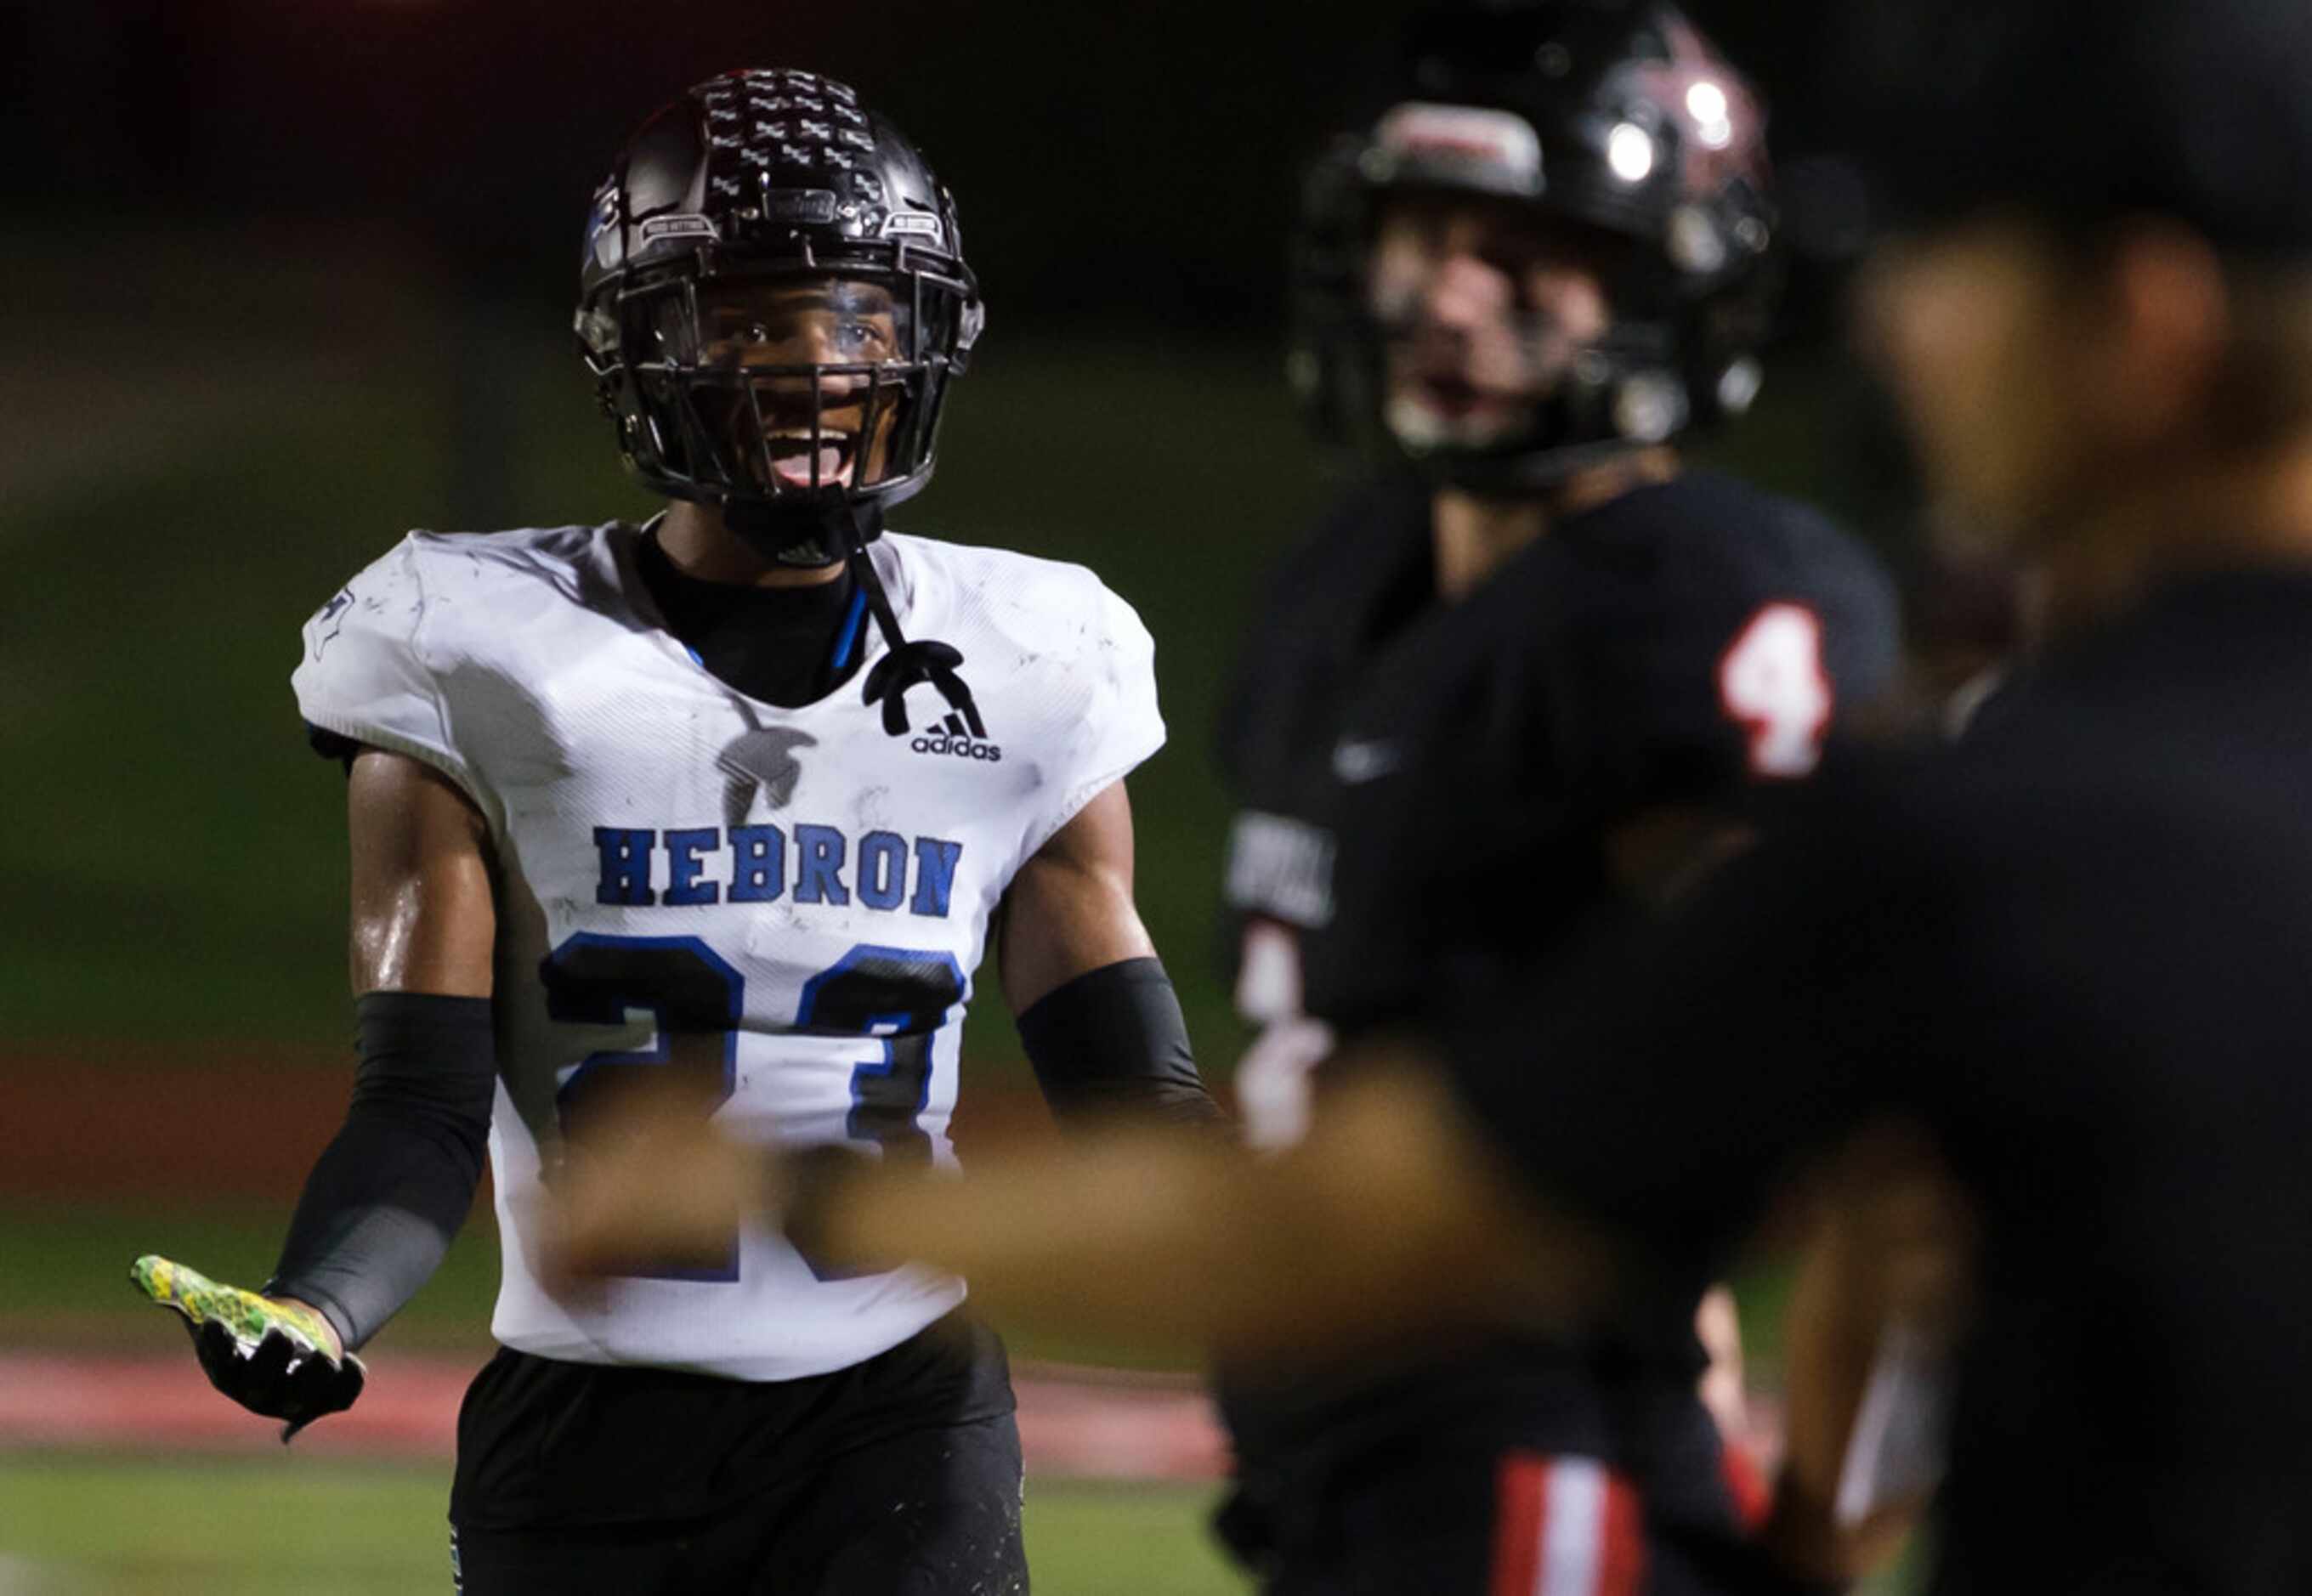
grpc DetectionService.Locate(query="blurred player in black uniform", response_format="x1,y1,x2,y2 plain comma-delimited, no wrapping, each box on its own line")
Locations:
1426,0,2312,1583
1212,3,1899,1589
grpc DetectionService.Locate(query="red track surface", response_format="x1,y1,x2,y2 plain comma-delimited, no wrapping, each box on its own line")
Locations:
0,1354,1228,1480
0,1056,1064,1203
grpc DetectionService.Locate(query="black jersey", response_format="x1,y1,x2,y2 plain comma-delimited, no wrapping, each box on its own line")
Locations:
1217,468,1901,1037
1451,568,2312,1593
1209,469,1900,1557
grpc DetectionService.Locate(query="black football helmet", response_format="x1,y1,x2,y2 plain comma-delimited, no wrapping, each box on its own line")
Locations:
1295,0,1778,492
576,69,983,568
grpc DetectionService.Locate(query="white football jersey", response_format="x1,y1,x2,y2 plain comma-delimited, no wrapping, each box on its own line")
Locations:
292,521,1164,1380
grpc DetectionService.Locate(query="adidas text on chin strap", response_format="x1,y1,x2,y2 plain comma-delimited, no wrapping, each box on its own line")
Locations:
838,501,986,739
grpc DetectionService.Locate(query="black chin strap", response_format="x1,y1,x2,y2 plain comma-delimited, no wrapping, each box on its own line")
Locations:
837,502,986,740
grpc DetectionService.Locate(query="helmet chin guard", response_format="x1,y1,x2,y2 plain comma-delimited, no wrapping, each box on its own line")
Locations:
1293,1,1778,494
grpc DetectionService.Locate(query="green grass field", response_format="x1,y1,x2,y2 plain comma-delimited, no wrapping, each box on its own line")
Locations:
0,1458,1246,1595
0,1457,1922,1595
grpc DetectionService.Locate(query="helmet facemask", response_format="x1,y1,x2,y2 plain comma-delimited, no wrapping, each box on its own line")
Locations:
1362,192,1692,475
591,250,978,567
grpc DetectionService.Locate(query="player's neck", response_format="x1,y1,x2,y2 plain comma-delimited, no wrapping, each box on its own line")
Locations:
2032,438,2312,638
656,501,852,589
1431,448,1678,602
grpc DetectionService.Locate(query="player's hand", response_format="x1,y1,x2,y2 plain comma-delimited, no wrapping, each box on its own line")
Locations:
130,1254,366,1441
547,1090,771,1282
1764,1125,1975,1580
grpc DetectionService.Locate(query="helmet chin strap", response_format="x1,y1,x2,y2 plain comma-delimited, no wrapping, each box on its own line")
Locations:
833,500,987,740
713,493,983,739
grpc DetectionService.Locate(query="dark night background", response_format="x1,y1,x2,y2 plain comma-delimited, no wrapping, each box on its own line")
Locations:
3,1,1851,334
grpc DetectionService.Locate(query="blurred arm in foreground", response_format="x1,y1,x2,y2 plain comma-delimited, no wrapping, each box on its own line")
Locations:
552,1027,1952,1588
553,1053,1611,1366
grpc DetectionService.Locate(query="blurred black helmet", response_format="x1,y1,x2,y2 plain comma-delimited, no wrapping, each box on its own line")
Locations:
1296,0,1777,492
575,69,983,565
1823,0,2312,256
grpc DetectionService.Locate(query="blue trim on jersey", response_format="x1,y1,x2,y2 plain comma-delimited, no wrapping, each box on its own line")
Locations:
829,584,868,671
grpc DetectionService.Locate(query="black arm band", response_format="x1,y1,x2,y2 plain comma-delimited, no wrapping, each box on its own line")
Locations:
1015,956,1224,1132
266,992,495,1351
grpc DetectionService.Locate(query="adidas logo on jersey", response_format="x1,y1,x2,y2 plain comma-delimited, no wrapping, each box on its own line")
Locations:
911,712,1002,762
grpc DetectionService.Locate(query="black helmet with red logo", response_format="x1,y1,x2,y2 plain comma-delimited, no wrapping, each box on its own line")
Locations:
1295,0,1778,490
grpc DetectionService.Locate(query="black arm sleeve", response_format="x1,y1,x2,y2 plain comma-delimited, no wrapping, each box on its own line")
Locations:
1015,957,1226,1133
266,992,496,1350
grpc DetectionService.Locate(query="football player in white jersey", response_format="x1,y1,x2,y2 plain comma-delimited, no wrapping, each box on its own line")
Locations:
133,68,1216,1593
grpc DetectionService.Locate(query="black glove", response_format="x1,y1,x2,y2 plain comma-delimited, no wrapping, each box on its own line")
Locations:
131,1254,367,1441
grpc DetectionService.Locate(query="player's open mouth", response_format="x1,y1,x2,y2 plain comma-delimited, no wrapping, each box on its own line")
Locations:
1412,370,1544,422
1415,374,1488,417
764,429,857,490
1386,376,1532,451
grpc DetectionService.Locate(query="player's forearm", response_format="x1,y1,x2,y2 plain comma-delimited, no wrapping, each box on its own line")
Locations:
810,1134,1262,1354
1764,1132,1969,1582
558,1058,1616,1354
808,1063,1605,1357
269,1119,482,1350
268,993,495,1350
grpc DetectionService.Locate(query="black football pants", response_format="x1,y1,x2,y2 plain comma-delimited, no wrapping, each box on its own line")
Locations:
1223,1385,1813,1596
447,1314,1026,1594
